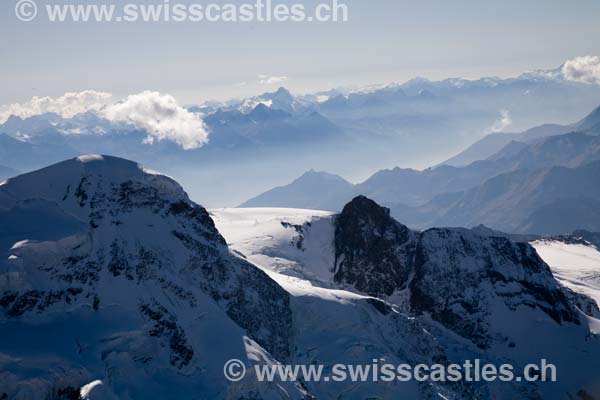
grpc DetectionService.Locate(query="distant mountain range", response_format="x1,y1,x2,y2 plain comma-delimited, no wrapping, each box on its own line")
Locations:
242,105,600,234
3,65,600,207
0,101,342,170
0,131,79,171
203,102,342,147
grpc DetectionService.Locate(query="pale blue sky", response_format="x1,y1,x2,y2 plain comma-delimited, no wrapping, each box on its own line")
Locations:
1,0,599,105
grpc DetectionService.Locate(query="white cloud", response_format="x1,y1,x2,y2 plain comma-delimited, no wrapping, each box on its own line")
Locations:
0,90,209,150
102,91,209,150
486,110,512,134
562,55,600,85
258,74,288,85
0,90,112,123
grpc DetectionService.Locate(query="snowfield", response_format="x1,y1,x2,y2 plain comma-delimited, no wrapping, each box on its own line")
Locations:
532,239,600,319
210,207,342,293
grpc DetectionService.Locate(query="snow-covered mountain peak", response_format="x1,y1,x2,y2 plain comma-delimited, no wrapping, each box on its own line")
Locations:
0,157,296,399
0,155,184,216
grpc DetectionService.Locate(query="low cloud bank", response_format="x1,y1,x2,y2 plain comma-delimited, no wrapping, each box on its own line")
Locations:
0,90,112,123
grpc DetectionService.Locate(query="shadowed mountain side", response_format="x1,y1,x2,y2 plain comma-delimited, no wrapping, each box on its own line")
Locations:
391,160,600,235
240,170,357,210
443,104,600,167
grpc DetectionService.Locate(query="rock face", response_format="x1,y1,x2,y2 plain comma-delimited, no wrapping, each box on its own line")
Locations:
334,196,416,296
334,196,581,348
0,156,293,398
409,228,579,349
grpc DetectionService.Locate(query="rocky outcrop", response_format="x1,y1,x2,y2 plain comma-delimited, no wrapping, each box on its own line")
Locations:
334,196,417,296
334,196,582,348
409,228,579,348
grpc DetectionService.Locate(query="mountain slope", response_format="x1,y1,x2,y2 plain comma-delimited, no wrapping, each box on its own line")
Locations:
393,160,600,234
0,156,297,399
441,132,522,167
576,105,600,132
442,102,600,168
442,122,574,167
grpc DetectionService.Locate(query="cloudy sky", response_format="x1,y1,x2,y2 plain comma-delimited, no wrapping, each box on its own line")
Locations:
1,0,600,106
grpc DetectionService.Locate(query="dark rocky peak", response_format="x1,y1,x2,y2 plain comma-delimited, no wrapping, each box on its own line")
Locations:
336,195,395,232
333,196,584,349
334,196,416,296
